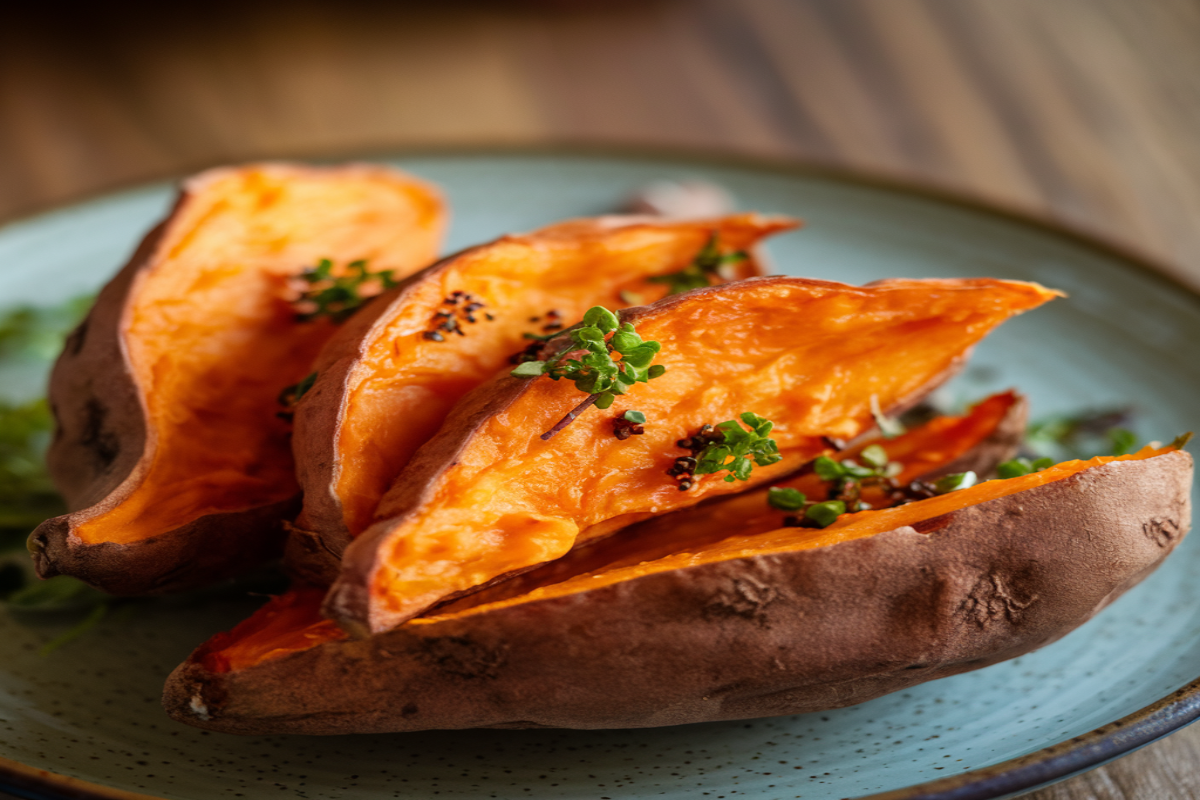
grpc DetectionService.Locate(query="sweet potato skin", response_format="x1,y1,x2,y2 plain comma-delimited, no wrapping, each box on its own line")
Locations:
30,163,445,595
164,450,1191,735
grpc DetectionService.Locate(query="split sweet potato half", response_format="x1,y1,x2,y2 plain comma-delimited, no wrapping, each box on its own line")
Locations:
326,276,1059,634
30,163,446,594
165,416,1191,734
287,214,794,584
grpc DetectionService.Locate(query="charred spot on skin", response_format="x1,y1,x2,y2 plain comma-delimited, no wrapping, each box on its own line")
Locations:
425,291,490,341
420,636,507,679
1143,517,1181,548
81,397,119,469
705,577,779,621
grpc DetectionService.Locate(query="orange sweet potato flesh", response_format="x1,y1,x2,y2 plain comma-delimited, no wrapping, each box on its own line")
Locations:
439,389,1028,613
165,445,1192,735
30,163,446,595
328,277,1059,634
287,214,794,583
436,446,1184,619
193,390,1027,674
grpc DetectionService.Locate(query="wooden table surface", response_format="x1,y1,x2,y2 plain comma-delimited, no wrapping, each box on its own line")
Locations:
3,1,1200,798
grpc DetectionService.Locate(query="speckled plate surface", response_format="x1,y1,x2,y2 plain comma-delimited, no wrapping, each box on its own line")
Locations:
2,151,1200,800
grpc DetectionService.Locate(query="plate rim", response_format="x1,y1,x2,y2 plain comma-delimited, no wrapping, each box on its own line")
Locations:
1,143,1198,800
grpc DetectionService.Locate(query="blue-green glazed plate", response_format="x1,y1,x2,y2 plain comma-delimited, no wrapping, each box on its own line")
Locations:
2,151,1199,800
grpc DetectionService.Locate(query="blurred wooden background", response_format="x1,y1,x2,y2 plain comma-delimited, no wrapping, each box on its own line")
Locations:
3,0,1200,797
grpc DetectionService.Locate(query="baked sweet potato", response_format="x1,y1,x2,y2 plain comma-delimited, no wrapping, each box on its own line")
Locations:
287,214,794,584
163,442,1191,735
326,277,1059,634
29,163,446,595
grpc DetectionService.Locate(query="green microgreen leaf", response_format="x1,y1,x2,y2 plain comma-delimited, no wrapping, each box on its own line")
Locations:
805,501,846,528
0,295,93,362
860,444,889,470
646,234,748,295
293,258,398,323
932,471,977,494
870,395,906,439
510,361,546,378
997,457,1056,479
1171,432,1194,450
510,307,666,439
0,397,66,531
767,486,807,512
623,410,646,425
1025,406,1142,461
812,455,846,482
1108,427,1137,456
692,412,782,483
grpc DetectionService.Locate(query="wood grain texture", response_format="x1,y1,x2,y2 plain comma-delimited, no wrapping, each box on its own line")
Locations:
3,0,1200,797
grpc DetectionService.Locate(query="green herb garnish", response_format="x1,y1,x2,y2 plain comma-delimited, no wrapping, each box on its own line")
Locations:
1025,406,1138,461
869,394,905,439
693,412,782,483
767,486,807,512
931,471,978,494
997,457,1054,479
0,398,65,531
512,306,666,440
647,234,747,295
0,295,93,361
294,258,398,323
804,500,846,528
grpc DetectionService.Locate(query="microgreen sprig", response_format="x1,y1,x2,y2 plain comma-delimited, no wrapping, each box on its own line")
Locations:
766,488,847,528
692,412,782,483
648,234,748,295
996,457,1054,479
510,306,666,440
294,258,398,323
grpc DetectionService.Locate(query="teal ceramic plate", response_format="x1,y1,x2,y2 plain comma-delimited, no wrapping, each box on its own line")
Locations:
2,151,1199,800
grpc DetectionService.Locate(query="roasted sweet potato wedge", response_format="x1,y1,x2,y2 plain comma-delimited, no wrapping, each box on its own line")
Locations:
327,277,1059,634
30,163,446,594
440,390,1029,611
287,214,794,584
164,444,1191,735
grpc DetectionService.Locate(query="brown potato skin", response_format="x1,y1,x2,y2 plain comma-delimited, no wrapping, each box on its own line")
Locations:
164,450,1191,735
30,163,443,595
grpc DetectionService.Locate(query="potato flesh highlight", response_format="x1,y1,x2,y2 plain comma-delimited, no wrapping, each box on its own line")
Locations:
192,395,1021,672
420,446,1176,624
328,216,788,537
363,278,1059,629
75,167,444,545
